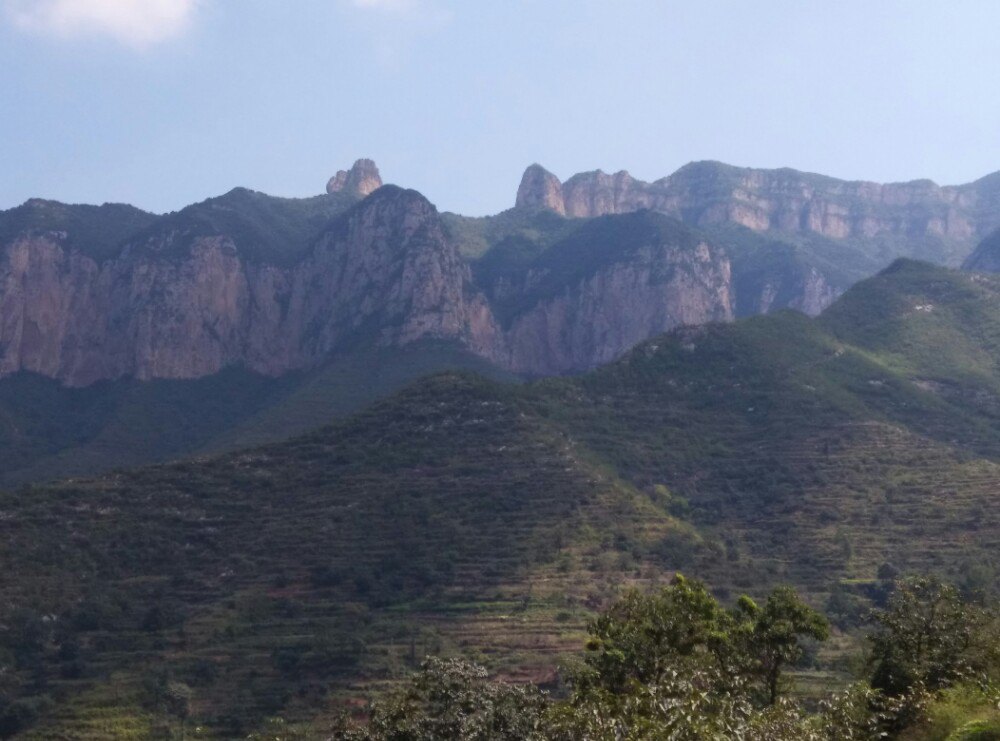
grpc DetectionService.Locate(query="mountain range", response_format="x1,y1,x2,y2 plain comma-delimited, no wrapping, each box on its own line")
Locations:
4,154,1000,734
4,159,1000,487
3,258,1000,735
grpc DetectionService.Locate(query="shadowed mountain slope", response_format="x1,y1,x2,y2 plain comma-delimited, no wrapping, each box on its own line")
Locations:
963,226,1000,273
0,339,513,487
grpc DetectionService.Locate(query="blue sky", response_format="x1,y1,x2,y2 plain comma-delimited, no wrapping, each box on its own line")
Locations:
2,0,1000,216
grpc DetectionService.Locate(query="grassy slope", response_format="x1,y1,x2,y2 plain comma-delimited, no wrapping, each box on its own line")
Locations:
4,261,1000,735
821,259,1000,387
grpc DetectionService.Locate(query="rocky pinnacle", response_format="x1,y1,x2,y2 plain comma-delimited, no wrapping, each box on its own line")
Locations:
515,164,566,215
326,158,384,196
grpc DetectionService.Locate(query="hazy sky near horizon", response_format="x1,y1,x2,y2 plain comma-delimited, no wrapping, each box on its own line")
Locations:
2,0,1000,216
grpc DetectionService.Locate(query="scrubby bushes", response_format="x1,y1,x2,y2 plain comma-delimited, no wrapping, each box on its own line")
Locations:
335,658,548,741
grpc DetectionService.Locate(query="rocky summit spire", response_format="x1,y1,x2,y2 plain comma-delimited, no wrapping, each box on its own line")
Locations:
326,158,383,197
515,163,566,215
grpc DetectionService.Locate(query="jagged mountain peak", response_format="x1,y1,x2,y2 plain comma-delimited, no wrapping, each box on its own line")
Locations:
326,158,383,196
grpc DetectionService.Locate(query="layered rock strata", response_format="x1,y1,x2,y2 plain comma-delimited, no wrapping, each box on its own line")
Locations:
515,162,1000,249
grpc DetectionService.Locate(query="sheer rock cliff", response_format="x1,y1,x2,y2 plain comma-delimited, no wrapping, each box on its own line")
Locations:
0,176,732,383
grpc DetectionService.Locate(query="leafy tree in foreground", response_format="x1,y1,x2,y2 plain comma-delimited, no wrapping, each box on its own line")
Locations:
576,574,729,694
733,586,830,705
577,575,829,706
869,576,987,696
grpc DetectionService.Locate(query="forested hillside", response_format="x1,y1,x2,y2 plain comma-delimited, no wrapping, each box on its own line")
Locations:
2,260,1000,736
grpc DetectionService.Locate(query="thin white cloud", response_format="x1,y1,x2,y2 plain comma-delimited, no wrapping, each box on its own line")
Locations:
3,0,199,49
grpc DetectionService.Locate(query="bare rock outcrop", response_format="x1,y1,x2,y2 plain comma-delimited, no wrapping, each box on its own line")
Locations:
503,240,732,374
515,164,566,215
326,158,384,197
562,169,654,217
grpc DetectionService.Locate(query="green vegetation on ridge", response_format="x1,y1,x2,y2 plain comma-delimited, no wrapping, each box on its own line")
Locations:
126,187,360,266
442,207,579,259
0,200,157,261
0,186,361,266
